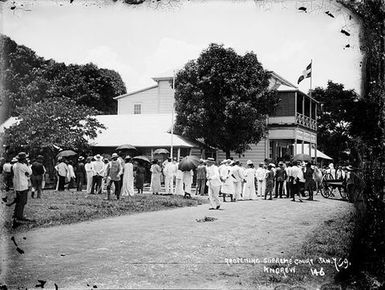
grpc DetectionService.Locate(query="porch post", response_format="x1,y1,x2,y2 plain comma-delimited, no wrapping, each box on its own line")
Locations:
294,129,297,155
302,130,305,154
177,147,181,160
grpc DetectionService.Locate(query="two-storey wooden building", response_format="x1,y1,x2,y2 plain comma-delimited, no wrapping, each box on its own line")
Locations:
111,72,322,164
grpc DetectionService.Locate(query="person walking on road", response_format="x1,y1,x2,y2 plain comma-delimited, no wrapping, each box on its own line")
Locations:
256,162,266,198
206,158,221,210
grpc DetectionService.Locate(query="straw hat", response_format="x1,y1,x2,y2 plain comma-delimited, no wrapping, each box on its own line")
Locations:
246,160,253,165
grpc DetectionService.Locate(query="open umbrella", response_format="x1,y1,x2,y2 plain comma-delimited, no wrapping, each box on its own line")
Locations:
292,153,312,162
178,155,200,171
56,150,77,159
133,155,150,163
154,148,169,154
116,144,136,151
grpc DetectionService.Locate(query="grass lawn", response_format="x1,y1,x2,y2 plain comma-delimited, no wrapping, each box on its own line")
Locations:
259,206,356,288
2,189,208,233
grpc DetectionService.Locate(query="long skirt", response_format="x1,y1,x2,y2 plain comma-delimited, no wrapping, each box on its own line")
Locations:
150,173,162,193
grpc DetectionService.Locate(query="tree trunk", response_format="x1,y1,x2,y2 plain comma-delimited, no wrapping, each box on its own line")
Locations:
225,150,231,159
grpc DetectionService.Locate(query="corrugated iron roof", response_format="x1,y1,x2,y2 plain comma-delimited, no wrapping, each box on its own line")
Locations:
90,114,197,148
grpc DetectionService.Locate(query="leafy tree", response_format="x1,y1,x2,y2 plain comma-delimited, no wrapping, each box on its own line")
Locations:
312,81,358,164
3,97,106,158
0,35,127,116
174,43,278,158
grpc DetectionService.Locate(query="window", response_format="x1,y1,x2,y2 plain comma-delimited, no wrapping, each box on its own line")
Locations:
134,104,141,114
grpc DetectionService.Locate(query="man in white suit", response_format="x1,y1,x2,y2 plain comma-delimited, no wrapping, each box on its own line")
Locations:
206,158,221,210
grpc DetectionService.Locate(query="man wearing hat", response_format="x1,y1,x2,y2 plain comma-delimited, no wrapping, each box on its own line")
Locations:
255,162,266,198
75,156,87,191
243,160,257,200
31,155,45,198
274,162,287,198
55,157,69,191
91,154,104,195
12,152,32,222
206,158,221,210
230,160,244,201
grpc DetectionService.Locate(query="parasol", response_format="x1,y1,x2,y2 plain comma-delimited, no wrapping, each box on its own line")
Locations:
178,155,200,171
133,155,151,163
116,144,137,151
154,148,169,154
56,150,77,159
292,153,312,162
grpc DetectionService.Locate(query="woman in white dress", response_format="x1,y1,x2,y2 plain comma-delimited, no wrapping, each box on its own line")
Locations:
150,159,162,194
243,160,257,200
220,160,235,201
121,156,134,198
84,157,94,194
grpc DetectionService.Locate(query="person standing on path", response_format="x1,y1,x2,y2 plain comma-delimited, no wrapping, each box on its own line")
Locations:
67,160,76,190
206,158,221,210
75,156,86,191
274,162,287,198
220,159,234,202
230,160,244,201
163,158,175,195
291,161,303,202
106,153,123,200
304,162,315,200
121,156,135,198
2,159,14,192
195,160,206,196
285,162,293,198
91,154,104,195
175,158,184,195
255,162,266,198
150,159,162,195
182,169,194,199
84,157,94,194
12,152,32,223
31,155,45,199
242,160,257,200
135,162,146,194
264,164,274,200
55,158,68,192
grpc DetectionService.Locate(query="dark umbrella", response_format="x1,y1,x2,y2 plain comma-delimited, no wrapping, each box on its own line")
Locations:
116,144,136,151
133,156,151,163
292,153,311,162
154,148,169,154
56,150,77,159
178,155,200,171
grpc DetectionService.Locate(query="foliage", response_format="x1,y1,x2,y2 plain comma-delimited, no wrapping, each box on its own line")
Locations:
0,35,126,116
3,97,105,156
174,43,278,157
312,81,359,164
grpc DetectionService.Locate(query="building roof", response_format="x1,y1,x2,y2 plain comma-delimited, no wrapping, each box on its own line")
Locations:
295,144,332,160
91,114,198,148
114,85,158,100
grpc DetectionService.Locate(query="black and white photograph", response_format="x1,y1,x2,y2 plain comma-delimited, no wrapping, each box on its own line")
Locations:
0,0,384,289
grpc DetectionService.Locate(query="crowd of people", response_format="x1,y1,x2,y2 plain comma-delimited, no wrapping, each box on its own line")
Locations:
1,149,368,224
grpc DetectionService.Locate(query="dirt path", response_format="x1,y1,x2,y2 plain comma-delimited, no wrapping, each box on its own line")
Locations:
2,197,352,289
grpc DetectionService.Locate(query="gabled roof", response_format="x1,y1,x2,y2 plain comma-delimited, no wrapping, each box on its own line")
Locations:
91,114,198,148
114,85,158,100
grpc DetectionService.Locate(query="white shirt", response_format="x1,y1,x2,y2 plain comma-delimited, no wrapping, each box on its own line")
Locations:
13,162,32,191
56,162,68,177
163,162,176,177
255,167,266,181
68,164,76,178
92,160,105,176
206,164,222,187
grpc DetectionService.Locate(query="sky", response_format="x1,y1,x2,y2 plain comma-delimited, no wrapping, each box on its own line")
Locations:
1,0,362,95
